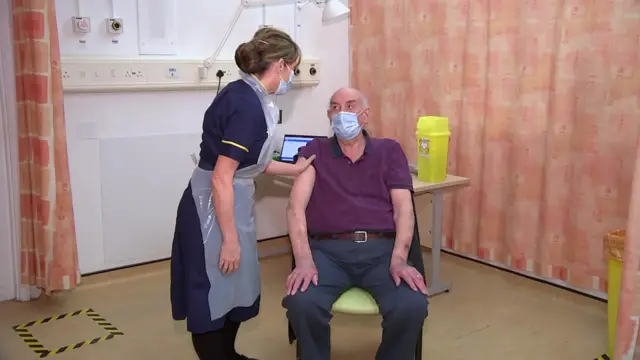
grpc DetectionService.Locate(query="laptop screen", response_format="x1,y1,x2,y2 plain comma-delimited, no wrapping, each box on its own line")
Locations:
280,135,326,163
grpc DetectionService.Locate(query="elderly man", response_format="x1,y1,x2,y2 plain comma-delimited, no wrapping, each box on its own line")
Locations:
283,88,429,360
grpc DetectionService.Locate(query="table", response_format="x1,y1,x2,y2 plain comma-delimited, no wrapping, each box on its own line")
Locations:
270,173,471,297
411,175,470,297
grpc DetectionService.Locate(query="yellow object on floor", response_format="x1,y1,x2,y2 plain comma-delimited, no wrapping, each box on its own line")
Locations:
416,116,450,183
605,229,626,360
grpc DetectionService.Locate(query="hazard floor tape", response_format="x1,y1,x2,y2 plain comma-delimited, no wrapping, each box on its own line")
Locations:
12,308,123,358
594,354,610,360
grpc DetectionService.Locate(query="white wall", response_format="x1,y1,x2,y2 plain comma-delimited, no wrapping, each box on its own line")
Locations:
0,0,19,301
54,0,350,273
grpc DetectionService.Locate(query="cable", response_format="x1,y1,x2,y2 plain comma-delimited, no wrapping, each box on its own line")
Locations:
262,4,267,25
203,3,245,71
293,1,299,41
76,0,82,16
110,0,117,18
215,70,224,95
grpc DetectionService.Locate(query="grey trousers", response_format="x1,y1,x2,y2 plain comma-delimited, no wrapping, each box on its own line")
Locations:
282,239,428,360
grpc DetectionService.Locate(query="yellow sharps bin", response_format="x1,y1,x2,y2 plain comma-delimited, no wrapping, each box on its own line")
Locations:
416,116,450,183
604,229,625,359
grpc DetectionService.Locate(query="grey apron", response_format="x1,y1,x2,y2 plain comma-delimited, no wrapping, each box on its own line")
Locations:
190,73,279,322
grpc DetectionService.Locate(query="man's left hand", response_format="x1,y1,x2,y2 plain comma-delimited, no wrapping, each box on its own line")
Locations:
389,259,428,295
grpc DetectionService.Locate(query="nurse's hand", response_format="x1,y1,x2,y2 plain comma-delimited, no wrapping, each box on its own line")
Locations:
219,237,241,275
292,155,316,175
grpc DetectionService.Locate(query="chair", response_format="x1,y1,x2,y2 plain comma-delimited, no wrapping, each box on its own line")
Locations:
287,197,426,359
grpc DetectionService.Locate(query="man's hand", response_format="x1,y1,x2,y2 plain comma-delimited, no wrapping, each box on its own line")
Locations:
219,234,241,275
286,259,318,295
389,258,428,295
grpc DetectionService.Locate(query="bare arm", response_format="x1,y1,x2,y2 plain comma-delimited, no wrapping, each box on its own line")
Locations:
263,155,316,176
390,188,414,262
264,160,298,176
212,155,241,241
286,159,316,263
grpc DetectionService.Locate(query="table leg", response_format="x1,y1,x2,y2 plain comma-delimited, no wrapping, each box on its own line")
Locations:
427,191,451,297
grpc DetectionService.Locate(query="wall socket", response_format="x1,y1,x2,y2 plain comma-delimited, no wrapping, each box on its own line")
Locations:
106,18,124,35
72,16,91,34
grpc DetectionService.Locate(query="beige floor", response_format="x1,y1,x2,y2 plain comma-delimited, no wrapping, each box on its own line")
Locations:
0,247,607,360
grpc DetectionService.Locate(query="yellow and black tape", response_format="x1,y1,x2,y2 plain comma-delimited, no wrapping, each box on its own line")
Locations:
12,308,123,358
594,354,610,360
85,308,125,336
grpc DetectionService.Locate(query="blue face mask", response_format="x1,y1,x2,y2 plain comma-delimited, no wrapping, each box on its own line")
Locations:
275,65,294,95
331,111,363,140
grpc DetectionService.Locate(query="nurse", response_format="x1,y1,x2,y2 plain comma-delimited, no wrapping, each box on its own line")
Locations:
170,28,312,360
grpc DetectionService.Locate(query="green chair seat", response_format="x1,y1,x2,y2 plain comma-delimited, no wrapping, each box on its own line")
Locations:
331,287,379,315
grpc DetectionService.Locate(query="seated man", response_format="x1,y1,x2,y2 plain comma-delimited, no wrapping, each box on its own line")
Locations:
283,87,429,360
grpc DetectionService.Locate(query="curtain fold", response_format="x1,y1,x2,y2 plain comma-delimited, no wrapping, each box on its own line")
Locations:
615,138,640,358
13,0,80,296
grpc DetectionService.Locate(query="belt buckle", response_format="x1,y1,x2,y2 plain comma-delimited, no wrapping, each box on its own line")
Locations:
353,230,368,243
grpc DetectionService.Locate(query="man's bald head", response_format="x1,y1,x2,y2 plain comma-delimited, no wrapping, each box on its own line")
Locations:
329,87,368,109
327,87,371,129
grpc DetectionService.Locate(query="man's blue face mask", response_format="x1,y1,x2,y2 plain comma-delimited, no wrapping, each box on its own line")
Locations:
331,110,364,140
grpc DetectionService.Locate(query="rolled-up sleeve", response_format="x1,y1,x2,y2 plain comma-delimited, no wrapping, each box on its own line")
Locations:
215,96,263,163
384,140,414,192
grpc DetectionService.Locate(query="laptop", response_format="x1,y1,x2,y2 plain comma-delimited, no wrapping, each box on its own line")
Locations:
279,134,327,163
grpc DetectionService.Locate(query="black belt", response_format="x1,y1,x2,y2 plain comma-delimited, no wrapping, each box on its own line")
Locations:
309,231,396,242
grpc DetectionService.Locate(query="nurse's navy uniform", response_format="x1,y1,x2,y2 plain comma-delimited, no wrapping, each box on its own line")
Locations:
170,73,279,334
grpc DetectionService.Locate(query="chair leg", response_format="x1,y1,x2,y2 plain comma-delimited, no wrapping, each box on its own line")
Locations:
296,340,301,359
415,327,423,360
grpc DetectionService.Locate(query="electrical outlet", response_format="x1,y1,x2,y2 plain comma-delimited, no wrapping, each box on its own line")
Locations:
106,18,124,35
62,69,70,79
124,68,144,79
72,16,91,34
214,66,236,78
166,67,179,78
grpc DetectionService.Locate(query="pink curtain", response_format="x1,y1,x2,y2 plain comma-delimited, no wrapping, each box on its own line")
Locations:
351,0,640,354
13,0,80,295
